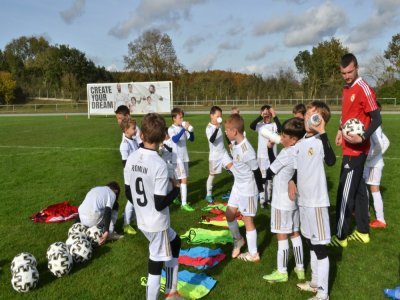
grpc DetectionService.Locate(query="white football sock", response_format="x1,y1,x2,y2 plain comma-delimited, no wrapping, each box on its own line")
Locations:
165,258,179,295
123,201,136,225
259,192,266,204
180,183,187,205
146,274,160,300
109,210,118,234
372,191,385,222
310,250,318,286
227,220,242,240
317,256,329,299
246,229,258,256
206,175,214,196
266,180,273,202
291,236,304,270
277,239,289,273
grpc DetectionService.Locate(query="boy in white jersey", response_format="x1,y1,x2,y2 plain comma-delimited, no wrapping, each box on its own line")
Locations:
124,113,182,300
78,181,122,244
262,117,306,283
120,118,141,235
168,107,195,212
363,104,390,228
224,114,264,262
290,101,336,300
249,105,280,206
205,106,233,203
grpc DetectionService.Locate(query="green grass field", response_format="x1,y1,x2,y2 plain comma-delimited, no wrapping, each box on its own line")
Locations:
0,113,399,299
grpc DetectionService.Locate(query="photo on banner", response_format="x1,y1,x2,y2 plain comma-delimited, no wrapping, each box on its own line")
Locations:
87,81,173,117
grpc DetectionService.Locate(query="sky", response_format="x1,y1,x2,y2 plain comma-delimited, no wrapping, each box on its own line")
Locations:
0,0,399,78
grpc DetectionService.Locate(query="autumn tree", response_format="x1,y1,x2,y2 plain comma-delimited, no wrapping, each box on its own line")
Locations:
0,71,17,104
294,38,348,98
384,33,400,74
124,29,186,81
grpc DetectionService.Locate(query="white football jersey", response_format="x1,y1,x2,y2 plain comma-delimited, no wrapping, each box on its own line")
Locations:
270,146,297,211
120,134,140,161
256,122,278,158
206,123,228,161
294,134,330,207
78,186,116,220
230,138,259,196
124,147,170,232
365,126,389,168
168,124,190,163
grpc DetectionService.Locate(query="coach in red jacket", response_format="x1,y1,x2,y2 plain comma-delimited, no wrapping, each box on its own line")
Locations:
330,53,382,247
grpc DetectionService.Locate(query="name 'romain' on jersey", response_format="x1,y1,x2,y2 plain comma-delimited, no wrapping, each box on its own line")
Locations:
131,164,148,174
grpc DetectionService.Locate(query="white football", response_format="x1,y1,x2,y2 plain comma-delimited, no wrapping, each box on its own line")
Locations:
343,118,365,136
48,250,73,277
11,264,39,293
68,223,88,237
86,225,104,247
46,242,69,259
66,232,87,248
11,253,37,273
69,239,93,263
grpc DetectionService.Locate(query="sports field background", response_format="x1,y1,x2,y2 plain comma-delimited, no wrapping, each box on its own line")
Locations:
0,113,399,299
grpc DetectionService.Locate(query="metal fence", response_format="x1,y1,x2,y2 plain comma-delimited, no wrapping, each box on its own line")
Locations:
0,97,397,114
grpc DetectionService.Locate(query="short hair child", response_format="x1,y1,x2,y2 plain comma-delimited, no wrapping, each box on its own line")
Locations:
249,104,280,207
231,106,240,114
363,101,390,228
292,101,336,300
115,105,130,124
292,103,306,118
120,117,141,236
205,106,232,203
168,107,195,211
224,114,264,262
262,117,306,283
124,113,182,300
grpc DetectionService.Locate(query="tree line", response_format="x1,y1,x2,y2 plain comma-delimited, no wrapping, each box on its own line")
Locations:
0,30,399,105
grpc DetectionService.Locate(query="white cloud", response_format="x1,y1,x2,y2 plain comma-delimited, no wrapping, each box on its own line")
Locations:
345,0,400,51
60,0,85,24
254,2,346,47
246,45,275,61
190,52,218,71
106,64,119,72
183,35,206,53
109,0,206,39
218,41,240,51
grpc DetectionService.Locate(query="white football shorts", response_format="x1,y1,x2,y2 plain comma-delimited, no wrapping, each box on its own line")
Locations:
299,206,331,245
174,161,189,180
141,228,177,262
270,207,300,234
228,189,258,217
363,166,383,186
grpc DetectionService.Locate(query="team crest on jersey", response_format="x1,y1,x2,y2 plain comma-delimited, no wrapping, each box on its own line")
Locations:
308,148,314,156
236,154,240,161
350,94,355,102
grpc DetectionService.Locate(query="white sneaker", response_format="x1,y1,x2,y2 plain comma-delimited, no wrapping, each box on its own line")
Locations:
232,237,246,258
237,252,260,263
297,281,318,293
108,231,124,241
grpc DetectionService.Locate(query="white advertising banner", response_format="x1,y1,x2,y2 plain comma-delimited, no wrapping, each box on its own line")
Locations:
87,81,173,116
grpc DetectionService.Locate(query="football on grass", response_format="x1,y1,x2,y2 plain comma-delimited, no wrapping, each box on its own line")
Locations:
343,118,365,136
11,253,37,273
11,264,39,293
48,250,73,277
86,225,104,247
